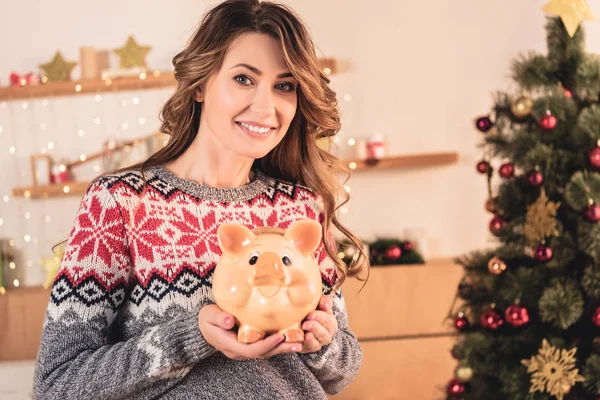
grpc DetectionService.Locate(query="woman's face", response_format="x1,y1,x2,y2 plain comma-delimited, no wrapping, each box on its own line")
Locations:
195,32,298,160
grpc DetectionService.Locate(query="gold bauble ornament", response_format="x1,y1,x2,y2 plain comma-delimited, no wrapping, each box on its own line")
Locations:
542,0,599,37
455,365,473,383
511,95,533,119
488,256,507,275
485,198,497,213
39,51,77,82
113,35,152,69
40,243,65,289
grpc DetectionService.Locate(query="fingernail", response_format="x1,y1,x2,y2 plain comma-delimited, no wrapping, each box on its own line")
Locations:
277,335,285,343
305,323,312,330
224,316,232,325
291,346,298,352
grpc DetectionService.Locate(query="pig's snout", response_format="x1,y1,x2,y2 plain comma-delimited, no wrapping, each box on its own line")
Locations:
251,252,286,287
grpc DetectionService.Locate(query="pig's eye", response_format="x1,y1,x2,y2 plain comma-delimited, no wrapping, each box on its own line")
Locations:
282,253,292,266
249,252,259,265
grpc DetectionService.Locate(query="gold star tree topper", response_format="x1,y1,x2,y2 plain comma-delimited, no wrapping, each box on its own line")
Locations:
542,0,600,37
39,51,77,82
521,339,585,400
523,189,560,245
113,35,152,69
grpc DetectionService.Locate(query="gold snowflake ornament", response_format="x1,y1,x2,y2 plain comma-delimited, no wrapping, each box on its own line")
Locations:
521,339,585,400
523,189,560,245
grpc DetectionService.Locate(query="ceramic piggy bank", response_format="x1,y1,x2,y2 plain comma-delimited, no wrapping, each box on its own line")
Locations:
212,219,324,343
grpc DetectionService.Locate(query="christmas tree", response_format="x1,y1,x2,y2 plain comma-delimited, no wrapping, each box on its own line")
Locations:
446,5,600,400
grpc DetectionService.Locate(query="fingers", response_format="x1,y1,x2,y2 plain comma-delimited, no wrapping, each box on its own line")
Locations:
200,305,235,330
305,310,338,336
231,334,286,359
302,320,331,345
301,332,321,353
317,295,333,314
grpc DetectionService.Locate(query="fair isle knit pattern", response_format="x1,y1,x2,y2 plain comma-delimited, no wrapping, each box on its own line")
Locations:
33,166,362,400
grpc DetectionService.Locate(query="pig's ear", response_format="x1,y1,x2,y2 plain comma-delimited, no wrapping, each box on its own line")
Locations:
217,224,255,256
285,219,322,255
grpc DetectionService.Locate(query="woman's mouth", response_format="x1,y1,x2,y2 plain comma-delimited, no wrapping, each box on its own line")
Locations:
236,121,275,139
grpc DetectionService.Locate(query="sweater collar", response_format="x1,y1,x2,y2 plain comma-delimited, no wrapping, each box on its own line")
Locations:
147,165,269,202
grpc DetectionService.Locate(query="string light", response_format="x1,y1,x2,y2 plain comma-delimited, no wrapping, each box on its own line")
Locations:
95,94,102,102
80,154,87,161
348,138,356,146
323,68,331,76
94,117,101,124
0,218,3,225
3,196,9,202
27,260,33,267
105,78,113,86
139,72,147,80
41,148,47,154
121,99,127,107
13,279,19,287
133,97,140,104
9,262,15,269
0,125,3,133
78,129,85,137
24,212,31,219
63,186,71,194
138,117,146,125
340,206,348,214
24,235,31,242
1,101,6,108
24,191,30,198
344,94,352,101
153,70,161,77
121,123,128,130
93,165,101,172
42,76,48,83
9,146,16,154
33,239,39,245
40,123,47,130
45,216,51,223
344,185,351,193
75,84,82,92
332,137,341,144
22,102,28,109
48,142,54,149
349,162,357,170
9,240,15,246
42,99,48,107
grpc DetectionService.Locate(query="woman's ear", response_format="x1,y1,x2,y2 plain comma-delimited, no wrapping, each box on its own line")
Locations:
193,86,204,102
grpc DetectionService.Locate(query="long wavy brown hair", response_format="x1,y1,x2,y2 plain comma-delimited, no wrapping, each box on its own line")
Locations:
115,0,368,289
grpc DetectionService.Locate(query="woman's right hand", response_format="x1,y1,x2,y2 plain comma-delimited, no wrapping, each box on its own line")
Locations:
198,304,290,360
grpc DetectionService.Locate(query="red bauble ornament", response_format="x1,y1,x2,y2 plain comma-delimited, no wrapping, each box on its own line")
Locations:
585,204,600,222
499,163,515,178
476,160,490,174
539,113,557,130
505,304,530,327
564,88,572,98
402,241,415,252
475,116,493,133
534,244,553,262
481,309,504,329
384,245,402,262
10,72,20,86
454,315,469,332
489,215,507,236
446,378,466,395
527,170,544,186
589,147,600,169
592,306,600,327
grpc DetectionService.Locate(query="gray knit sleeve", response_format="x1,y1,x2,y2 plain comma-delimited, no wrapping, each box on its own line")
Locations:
298,289,363,395
33,180,217,400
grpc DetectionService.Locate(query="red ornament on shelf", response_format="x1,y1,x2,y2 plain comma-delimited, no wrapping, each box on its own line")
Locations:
402,241,415,252
589,147,600,169
446,378,466,395
585,204,600,222
475,116,493,133
539,112,557,130
384,245,402,262
505,304,530,327
564,88,572,98
499,163,515,178
481,309,504,329
527,170,544,186
592,306,600,327
454,314,469,332
534,244,553,262
489,215,507,236
476,160,490,174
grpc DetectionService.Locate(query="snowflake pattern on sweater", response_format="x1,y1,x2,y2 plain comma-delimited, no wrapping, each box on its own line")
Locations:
34,166,362,400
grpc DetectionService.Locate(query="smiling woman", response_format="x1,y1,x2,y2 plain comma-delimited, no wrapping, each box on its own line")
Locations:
33,1,368,399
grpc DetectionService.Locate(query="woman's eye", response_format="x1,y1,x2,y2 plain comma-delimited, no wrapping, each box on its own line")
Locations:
282,253,292,266
234,75,295,92
277,82,295,92
249,251,260,265
234,75,252,86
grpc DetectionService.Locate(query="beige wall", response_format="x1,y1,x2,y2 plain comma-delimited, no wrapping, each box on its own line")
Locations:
1,0,600,285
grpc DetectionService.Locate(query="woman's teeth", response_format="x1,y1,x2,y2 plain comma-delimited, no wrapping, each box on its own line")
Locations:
238,122,272,134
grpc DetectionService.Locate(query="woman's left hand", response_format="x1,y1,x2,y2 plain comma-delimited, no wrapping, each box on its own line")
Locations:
298,295,338,353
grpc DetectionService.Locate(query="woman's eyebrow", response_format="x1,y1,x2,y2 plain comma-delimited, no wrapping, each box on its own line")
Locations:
231,63,294,79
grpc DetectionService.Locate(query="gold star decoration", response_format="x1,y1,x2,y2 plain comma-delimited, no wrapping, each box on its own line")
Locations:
542,0,600,37
113,35,152,69
40,243,65,289
39,51,77,82
523,189,560,245
521,339,585,400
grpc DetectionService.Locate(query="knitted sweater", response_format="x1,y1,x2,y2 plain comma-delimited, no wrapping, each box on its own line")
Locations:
33,165,362,400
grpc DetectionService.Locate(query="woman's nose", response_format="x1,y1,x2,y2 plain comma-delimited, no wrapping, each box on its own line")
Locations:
250,85,275,115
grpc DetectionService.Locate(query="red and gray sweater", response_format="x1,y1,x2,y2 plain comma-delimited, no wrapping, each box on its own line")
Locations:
33,165,362,400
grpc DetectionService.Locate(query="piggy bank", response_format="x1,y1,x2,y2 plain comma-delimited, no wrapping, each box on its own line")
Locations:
212,219,323,343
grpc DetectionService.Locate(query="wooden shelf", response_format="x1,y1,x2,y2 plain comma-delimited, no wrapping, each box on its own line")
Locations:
0,71,176,101
11,152,460,200
0,58,338,102
12,181,91,199
348,151,459,172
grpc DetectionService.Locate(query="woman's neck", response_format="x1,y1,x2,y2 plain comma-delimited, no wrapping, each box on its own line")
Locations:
164,128,255,189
